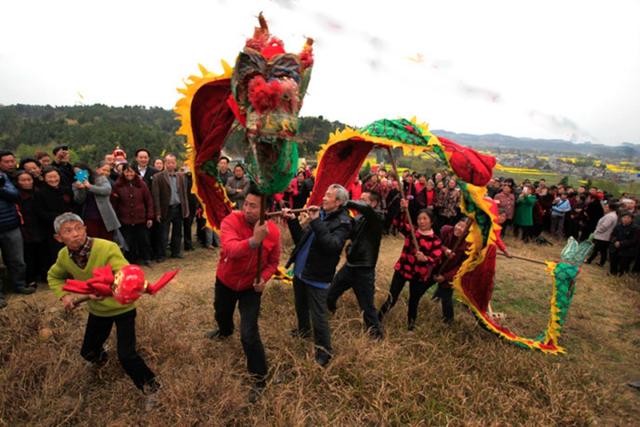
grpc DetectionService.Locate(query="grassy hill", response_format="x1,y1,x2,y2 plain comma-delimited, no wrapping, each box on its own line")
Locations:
1,231,638,425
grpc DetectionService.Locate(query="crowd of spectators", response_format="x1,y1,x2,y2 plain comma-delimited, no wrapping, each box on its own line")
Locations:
1,147,638,309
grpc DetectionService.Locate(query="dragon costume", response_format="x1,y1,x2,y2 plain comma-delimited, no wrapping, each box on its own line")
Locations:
309,118,592,354
174,11,589,353
174,13,313,229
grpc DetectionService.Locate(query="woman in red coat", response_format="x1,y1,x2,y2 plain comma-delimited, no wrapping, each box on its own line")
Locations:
111,164,154,265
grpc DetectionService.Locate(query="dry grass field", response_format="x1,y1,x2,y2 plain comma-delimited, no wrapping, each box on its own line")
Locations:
1,231,639,426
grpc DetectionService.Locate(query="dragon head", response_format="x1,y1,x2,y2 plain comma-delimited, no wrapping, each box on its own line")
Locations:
228,13,313,194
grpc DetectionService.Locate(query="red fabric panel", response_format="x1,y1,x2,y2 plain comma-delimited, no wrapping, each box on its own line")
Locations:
436,136,496,187
460,244,497,313
307,138,373,206
190,79,237,227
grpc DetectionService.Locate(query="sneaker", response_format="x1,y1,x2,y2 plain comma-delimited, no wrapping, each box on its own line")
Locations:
205,329,231,340
0,296,6,309
170,254,184,259
142,260,152,267
15,287,35,295
289,328,311,339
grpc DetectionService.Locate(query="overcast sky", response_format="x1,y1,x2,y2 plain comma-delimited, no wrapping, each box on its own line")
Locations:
1,0,639,145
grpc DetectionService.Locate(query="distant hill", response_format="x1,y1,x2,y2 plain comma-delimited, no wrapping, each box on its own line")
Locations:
431,130,640,159
1,104,637,164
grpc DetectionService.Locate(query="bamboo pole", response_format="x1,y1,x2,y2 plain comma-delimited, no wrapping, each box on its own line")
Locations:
497,252,547,265
386,147,420,252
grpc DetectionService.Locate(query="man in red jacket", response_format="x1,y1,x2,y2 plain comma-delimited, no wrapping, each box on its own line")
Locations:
205,186,280,401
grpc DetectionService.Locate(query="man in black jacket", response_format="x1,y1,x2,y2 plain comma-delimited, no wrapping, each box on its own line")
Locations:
327,191,384,339
52,145,74,192
283,184,352,366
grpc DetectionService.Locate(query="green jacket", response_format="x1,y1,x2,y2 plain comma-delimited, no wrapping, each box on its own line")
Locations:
48,238,135,317
514,194,537,226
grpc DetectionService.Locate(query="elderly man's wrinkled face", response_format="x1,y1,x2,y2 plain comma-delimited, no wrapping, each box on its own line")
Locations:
164,156,177,172
55,220,87,251
322,187,342,212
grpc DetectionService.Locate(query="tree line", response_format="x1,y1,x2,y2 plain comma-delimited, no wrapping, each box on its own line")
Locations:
0,104,349,164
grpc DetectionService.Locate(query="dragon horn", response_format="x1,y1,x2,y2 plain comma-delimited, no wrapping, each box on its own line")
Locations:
145,270,180,295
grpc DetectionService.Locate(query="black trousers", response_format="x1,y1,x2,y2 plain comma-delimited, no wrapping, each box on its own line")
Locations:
327,265,383,337
23,240,49,283
293,277,332,355
378,271,430,328
430,283,454,321
120,224,152,262
515,225,534,242
80,309,155,391
501,219,513,238
183,212,195,250
150,221,163,260
160,204,183,257
586,239,609,266
214,279,268,378
610,253,633,276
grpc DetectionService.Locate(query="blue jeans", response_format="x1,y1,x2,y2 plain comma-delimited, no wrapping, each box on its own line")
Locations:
0,227,26,293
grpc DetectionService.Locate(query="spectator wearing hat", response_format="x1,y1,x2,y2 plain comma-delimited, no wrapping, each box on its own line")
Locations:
52,145,74,191
609,211,640,276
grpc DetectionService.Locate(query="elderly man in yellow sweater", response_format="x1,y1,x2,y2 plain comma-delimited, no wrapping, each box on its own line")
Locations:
47,212,159,395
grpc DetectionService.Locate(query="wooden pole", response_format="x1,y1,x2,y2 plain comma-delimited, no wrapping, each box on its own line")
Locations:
497,252,547,266
255,194,267,284
266,207,317,217
386,147,420,252
72,295,91,307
